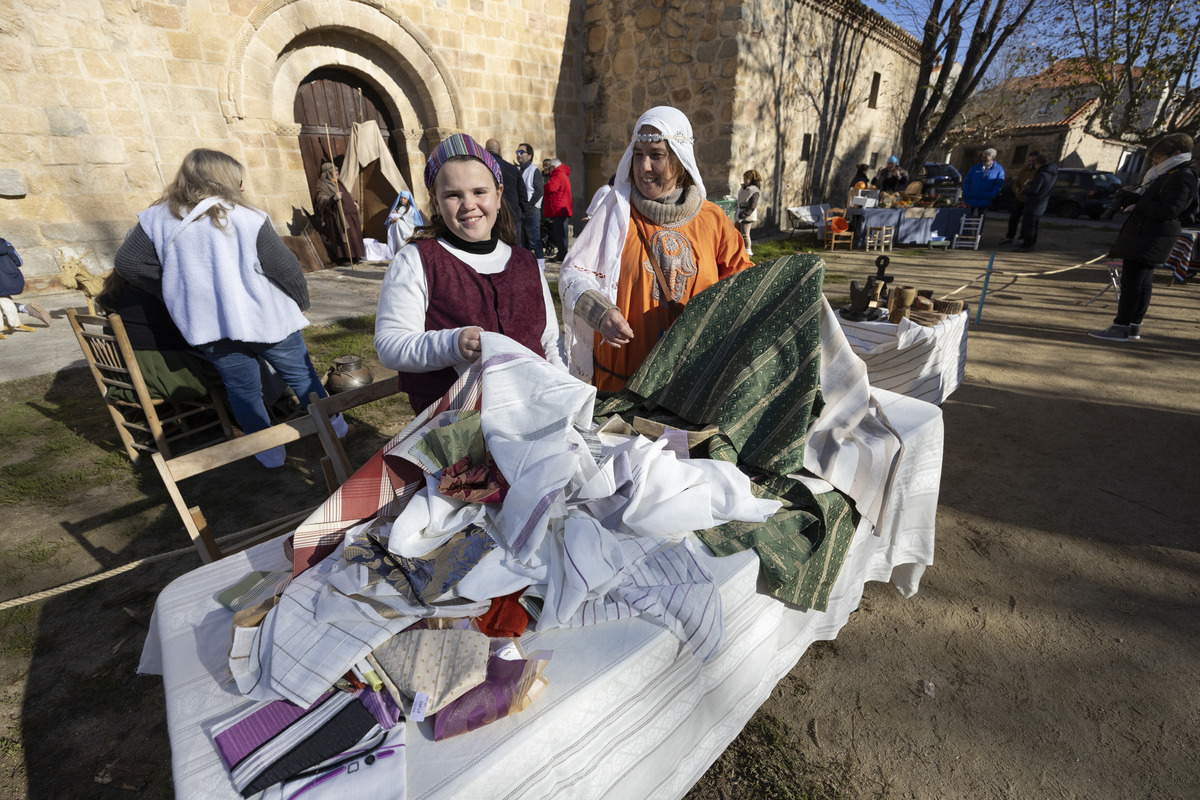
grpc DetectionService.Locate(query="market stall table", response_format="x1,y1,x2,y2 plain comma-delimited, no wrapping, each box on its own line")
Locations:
139,384,942,800
848,207,970,248
836,311,968,405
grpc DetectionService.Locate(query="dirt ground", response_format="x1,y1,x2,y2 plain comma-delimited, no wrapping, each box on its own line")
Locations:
2,219,1199,799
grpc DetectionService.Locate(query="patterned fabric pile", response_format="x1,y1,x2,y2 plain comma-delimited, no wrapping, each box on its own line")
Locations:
207,255,867,797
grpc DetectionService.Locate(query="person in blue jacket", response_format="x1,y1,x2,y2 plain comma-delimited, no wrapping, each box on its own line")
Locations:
1,237,52,337
961,148,1005,216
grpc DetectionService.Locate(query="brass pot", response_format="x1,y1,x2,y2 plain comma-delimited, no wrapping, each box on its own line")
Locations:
326,354,373,394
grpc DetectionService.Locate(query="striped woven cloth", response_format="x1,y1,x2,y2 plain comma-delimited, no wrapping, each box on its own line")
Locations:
596,254,859,611
1167,231,1198,283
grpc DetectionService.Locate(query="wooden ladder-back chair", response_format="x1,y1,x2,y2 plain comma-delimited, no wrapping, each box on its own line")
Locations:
152,415,325,563
953,215,984,250
67,308,232,464
307,378,403,490
825,210,854,250
153,378,404,563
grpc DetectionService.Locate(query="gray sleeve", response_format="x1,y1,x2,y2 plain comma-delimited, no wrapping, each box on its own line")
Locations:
256,222,310,311
575,288,617,330
113,223,164,297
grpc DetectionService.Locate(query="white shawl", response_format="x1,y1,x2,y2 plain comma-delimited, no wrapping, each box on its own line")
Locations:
559,106,707,381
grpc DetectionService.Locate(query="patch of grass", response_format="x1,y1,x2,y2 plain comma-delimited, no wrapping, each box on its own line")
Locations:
0,607,39,659
0,735,22,759
304,315,379,372
751,234,823,263
20,541,64,566
0,460,126,507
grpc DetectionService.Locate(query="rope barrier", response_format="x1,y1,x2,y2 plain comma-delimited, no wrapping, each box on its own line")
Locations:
0,525,296,612
936,252,1110,301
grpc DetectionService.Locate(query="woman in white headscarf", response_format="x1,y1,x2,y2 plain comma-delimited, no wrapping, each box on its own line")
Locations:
559,106,753,391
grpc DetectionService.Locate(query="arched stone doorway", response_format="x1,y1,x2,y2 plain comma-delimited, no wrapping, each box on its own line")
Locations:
294,69,401,240
226,0,464,242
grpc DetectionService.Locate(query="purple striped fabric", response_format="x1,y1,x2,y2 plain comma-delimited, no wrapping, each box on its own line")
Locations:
213,695,326,769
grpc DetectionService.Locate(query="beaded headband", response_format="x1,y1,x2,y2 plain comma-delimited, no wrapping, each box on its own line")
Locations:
632,132,694,144
424,133,504,191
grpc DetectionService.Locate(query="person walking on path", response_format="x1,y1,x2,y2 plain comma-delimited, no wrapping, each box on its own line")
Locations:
1001,153,1039,244
544,158,573,262
1090,133,1198,343
0,237,51,338
485,138,527,243
1016,153,1057,252
516,143,545,269
962,148,1005,217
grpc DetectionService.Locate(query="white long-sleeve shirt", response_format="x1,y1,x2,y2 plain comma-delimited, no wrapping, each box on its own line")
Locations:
375,238,565,375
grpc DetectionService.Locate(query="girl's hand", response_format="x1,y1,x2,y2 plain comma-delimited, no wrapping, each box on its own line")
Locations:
458,326,484,361
599,308,634,347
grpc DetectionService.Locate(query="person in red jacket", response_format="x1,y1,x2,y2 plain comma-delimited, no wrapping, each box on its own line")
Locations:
544,158,573,262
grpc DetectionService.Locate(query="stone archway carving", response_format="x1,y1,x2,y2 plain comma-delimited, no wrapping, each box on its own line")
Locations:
225,0,462,134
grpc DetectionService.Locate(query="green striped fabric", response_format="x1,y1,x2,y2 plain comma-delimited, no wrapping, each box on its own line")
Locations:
595,255,859,610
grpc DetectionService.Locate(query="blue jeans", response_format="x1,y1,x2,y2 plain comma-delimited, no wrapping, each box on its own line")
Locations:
197,330,327,436
522,208,543,259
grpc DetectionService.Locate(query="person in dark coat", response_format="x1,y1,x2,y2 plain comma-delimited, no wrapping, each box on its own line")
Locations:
1090,133,1198,342
1015,153,1057,251
485,138,527,241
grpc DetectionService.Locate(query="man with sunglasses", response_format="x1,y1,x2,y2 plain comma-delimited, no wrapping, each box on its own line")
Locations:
515,143,545,269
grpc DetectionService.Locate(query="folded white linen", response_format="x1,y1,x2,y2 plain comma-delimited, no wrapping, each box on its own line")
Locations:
802,299,903,530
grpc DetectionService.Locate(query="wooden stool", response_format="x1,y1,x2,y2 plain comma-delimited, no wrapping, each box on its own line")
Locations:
865,225,894,252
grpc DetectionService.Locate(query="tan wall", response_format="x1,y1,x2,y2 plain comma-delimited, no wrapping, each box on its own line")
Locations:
582,0,919,223
0,0,584,289
730,0,918,220
580,0,741,204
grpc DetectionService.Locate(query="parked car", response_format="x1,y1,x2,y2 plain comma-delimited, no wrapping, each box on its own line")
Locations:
1048,169,1123,219
920,162,962,195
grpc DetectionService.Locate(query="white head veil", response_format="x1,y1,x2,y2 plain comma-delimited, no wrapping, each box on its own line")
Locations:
559,106,705,380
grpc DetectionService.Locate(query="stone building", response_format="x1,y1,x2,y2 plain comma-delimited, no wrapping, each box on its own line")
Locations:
584,0,919,224
1,0,917,292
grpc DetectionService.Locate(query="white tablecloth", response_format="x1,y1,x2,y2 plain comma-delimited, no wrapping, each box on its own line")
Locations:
835,311,968,405
138,388,941,800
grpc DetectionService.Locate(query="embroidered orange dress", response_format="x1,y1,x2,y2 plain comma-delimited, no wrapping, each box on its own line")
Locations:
593,201,752,391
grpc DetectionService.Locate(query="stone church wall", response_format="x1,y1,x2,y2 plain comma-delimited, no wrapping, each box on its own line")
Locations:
582,0,919,225
2,0,917,292
0,0,585,289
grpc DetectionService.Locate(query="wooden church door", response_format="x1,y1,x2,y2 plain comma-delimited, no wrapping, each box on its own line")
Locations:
294,69,401,241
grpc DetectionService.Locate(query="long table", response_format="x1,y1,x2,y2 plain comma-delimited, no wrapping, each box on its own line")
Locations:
836,311,968,405
848,207,970,247
138,388,941,800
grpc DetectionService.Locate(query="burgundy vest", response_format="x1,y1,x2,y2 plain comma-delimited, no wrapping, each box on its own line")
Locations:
398,239,547,412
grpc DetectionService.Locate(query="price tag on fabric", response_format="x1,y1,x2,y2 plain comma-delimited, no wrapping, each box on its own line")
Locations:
660,427,691,460
494,642,521,661
410,691,430,722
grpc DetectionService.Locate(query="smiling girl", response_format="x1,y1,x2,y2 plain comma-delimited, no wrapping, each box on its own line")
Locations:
374,134,564,412
559,107,753,390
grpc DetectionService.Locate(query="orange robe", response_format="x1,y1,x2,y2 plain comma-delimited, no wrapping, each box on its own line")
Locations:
593,201,753,391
